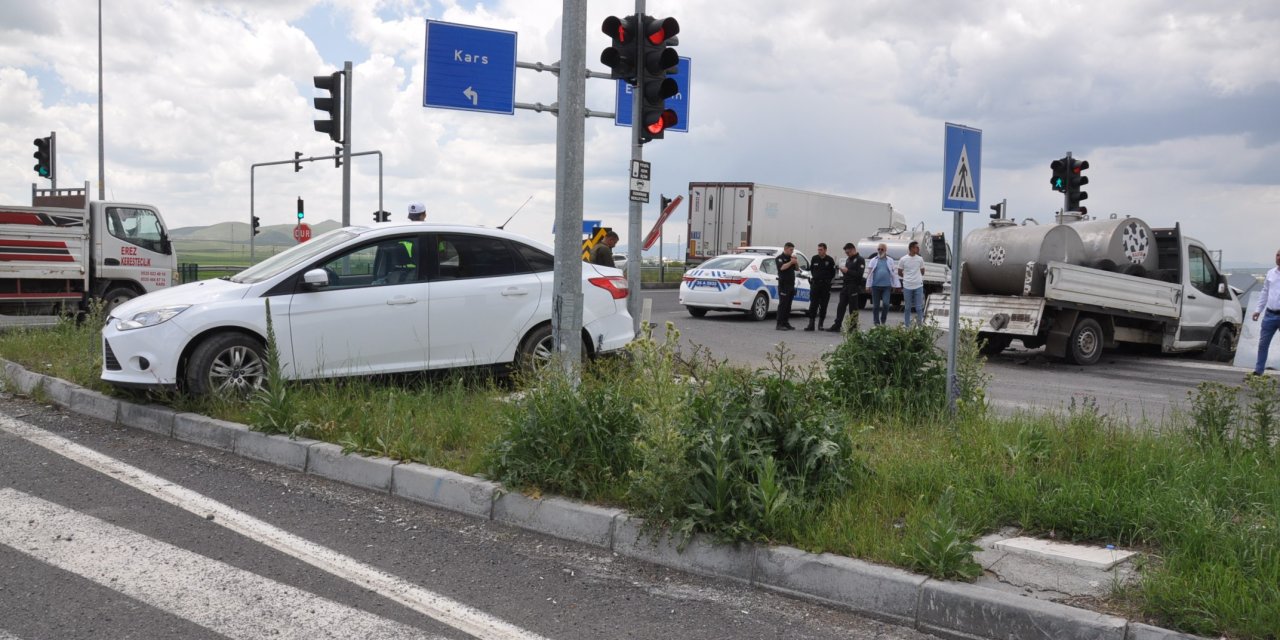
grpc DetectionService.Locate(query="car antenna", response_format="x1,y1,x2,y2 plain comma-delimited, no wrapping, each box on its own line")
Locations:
498,195,534,230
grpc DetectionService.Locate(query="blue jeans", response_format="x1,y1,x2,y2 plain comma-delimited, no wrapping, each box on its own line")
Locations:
1258,311,1280,374
871,286,892,326
902,287,925,327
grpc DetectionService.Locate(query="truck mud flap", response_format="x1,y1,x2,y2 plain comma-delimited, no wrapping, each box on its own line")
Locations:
1044,309,1079,359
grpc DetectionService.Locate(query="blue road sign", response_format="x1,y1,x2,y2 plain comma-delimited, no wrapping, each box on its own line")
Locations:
943,123,982,212
423,20,517,115
616,57,690,133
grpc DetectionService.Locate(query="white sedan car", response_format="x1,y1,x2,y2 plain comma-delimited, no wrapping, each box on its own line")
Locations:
679,248,812,321
102,223,635,394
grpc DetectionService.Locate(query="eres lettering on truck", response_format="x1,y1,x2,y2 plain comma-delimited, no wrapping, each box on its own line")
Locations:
0,183,176,320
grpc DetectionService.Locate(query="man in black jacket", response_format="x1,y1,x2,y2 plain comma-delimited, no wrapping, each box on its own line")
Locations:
828,243,866,332
805,243,837,331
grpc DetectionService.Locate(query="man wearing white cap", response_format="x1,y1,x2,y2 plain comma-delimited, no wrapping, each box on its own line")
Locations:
407,202,426,221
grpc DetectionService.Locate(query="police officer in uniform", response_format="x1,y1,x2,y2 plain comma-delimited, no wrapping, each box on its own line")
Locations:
829,242,866,332
775,242,799,331
805,243,837,331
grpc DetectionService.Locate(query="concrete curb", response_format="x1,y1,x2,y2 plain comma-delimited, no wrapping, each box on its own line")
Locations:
2,359,1212,640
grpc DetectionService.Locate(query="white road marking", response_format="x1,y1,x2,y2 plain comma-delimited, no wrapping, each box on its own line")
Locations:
0,415,549,640
0,630,27,640
0,488,442,640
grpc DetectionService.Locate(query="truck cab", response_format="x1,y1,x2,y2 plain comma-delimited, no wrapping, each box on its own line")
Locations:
93,201,175,308
1156,226,1239,358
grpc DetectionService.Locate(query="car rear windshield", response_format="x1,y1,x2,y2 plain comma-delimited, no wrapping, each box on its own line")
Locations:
699,256,754,271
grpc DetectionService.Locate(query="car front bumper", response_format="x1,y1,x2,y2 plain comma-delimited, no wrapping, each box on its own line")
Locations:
101,318,189,388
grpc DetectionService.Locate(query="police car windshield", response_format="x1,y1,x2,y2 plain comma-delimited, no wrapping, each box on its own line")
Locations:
699,256,755,271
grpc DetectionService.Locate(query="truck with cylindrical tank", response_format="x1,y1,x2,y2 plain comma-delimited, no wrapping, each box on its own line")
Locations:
925,212,1241,365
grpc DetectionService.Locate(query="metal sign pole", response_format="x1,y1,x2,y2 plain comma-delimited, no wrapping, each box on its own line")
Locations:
946,210,964,413
341,61,352,227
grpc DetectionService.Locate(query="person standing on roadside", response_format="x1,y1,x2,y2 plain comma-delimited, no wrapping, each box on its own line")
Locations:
898,241,927,327
805,243,837,331
1250,247,1280,378
775,242,799,331
829,243,865,332
591,231,620,268
863,243,900,327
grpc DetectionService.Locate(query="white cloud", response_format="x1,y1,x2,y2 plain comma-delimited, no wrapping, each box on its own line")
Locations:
0,0,1276,263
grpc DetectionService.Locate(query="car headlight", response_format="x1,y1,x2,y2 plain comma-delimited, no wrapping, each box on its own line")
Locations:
115,305,191,331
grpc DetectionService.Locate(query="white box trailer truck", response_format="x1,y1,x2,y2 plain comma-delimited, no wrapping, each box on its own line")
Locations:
686,183,905,266
1,184,176,321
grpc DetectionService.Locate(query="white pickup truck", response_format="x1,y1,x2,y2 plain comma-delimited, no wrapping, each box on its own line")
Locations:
926,224,1241,365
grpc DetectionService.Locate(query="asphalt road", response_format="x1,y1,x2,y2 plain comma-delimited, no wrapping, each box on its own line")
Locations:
639,289,1257,425
0,391,935,640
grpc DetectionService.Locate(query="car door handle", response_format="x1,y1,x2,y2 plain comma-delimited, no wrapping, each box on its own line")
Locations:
387,296,418,305
1188,294,1197,300
501,288,529,297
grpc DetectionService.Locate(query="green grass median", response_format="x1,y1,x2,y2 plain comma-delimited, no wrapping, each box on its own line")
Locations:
2,315,1276,638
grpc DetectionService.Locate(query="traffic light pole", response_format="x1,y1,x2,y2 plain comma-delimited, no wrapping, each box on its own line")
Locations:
248,150,383,261
341,61,353,227
551,0,588,376
50,132,57,191
626,0,646,334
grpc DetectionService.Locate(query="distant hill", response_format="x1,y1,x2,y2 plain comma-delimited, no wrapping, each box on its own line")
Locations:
170,219,342,252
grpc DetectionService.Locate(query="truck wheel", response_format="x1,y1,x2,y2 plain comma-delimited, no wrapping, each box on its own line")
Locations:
978,333,1012,356
687,306,708,318
746,293,769,321
102,287,138,316
185,332,267,395
1203,325,1234,362
1066,318,1104,366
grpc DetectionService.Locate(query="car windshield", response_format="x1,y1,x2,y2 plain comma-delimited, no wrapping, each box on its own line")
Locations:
231,229,360,284
699,256,754,271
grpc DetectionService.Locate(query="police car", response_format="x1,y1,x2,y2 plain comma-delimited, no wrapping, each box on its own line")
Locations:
679,247,812,321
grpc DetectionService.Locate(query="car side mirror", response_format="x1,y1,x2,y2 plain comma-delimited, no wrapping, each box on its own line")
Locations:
303,268,330,288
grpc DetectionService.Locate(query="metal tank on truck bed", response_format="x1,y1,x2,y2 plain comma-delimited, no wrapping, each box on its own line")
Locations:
961,220,1086,296
1065,214,1159,275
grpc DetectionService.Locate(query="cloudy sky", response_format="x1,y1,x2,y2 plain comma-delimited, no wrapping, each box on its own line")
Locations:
1,0,1277,265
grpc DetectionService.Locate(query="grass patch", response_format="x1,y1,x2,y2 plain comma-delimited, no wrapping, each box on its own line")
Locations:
2,314,1278,638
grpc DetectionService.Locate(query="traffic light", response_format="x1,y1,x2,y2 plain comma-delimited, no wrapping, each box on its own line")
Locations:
334,146,342,168
293,151,303,173
660,194,672,211
297,197,305,221
373,210,390,223
1050,156,1070,192
1065,158,1089,214
33,137,52,179
600,15,639,83
313,71,343,143
638,15,680,143
989,201,1005,220
252,215,261,236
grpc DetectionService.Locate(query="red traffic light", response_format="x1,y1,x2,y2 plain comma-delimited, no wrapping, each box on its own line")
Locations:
645,109,678,137
645,16,679,45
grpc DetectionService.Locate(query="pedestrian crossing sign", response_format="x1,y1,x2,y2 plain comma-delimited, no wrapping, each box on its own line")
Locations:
943,123,982,212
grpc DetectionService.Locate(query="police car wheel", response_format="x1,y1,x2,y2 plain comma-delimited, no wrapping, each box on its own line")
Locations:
746,293,769,321
687,306,708,318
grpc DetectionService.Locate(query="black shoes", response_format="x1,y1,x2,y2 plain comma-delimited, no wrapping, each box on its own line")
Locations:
826,326,841,333
803,325,815,332
776,324,794,331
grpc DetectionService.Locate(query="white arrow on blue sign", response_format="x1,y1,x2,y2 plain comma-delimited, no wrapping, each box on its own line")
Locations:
942,122,982,212
423,20,517,115
615,57,691,133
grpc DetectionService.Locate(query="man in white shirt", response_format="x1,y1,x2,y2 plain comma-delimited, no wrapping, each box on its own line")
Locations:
1251,248,1280,377
897,241,927,328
